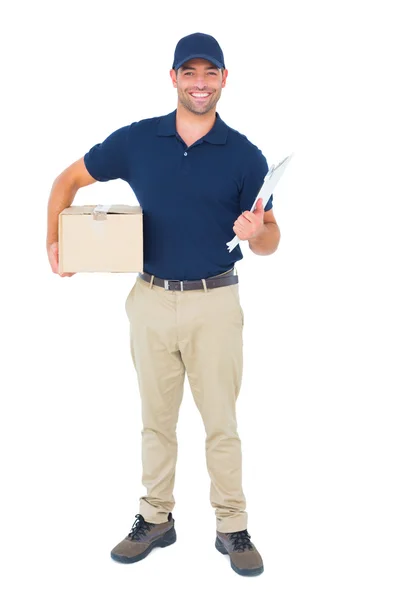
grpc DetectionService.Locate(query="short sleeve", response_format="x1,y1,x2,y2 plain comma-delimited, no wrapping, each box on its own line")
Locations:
239,147,273,213
83,125,131,182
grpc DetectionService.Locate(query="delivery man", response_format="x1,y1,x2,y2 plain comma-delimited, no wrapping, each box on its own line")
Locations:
46,32,280,577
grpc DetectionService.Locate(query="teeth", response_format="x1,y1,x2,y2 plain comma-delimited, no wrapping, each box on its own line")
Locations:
191,93,210,97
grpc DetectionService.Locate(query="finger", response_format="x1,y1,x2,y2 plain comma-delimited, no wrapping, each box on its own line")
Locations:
253,199,263,213
241,213,253,223
240,213,255,226
238,214,251,225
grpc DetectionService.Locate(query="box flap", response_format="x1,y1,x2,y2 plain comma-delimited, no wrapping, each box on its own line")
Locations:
60,204,142,215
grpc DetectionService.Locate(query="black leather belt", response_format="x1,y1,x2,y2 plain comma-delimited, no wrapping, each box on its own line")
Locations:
138,268,238,291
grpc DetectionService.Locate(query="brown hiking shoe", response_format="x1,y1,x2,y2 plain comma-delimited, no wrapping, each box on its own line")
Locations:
111,513,176,563
215,529,264,576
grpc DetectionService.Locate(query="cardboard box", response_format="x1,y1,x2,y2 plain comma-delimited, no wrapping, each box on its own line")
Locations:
58,204,143,273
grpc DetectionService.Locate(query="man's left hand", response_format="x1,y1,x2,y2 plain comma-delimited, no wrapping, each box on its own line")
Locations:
233,198,264,241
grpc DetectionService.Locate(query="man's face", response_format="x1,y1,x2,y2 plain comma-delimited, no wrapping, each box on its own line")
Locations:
170,58,228,116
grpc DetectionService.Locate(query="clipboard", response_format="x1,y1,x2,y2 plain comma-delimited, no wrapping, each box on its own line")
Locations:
226,152,294,253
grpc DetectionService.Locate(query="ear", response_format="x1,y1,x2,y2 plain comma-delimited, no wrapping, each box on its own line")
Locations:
170,68,177,87
221,68,228,88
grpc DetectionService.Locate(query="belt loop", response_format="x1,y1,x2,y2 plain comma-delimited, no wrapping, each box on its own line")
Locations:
201,278,208,293
233,264,237,276
149,275,155,289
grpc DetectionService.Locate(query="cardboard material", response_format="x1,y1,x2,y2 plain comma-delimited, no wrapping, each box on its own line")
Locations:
58,204,143,273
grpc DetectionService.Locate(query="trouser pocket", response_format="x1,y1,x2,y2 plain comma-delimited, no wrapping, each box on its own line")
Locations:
125,280,138,315
227,284,244,326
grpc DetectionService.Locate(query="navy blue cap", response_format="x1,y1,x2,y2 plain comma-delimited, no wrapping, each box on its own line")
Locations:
172,33,225,70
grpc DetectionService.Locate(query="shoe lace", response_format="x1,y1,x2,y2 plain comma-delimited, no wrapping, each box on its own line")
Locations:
127,514,155,540
228,529,254,552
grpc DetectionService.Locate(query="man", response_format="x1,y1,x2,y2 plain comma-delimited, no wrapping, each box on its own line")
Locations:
46,32,280,577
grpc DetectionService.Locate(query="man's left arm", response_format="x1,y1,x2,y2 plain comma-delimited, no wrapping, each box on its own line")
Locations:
233,201,281,256
236,146,281,256
249,206,281,255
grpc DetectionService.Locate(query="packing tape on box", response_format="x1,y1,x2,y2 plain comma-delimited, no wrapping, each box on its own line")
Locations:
92,204,112,221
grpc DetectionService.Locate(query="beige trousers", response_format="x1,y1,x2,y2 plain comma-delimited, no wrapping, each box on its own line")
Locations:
125,269,247,533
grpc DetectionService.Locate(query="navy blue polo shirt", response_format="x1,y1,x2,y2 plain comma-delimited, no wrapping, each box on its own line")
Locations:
83,109,273,281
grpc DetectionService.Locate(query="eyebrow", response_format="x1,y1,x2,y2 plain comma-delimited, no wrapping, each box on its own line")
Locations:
181,65,219,71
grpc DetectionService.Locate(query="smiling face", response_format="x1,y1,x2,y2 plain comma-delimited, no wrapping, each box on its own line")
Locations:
170,58,228,116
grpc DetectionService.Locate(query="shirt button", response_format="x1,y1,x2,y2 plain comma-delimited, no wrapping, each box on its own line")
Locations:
184,152,188,156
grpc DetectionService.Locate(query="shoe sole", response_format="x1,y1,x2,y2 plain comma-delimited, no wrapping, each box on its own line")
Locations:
111,526,177,564
215,536,264,576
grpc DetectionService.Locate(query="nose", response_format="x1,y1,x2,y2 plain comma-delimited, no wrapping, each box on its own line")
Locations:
191,75,207,88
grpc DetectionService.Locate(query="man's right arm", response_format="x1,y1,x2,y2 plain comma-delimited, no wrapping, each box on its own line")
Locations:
47,124,131,275
46,157,98,276
46,157,97,248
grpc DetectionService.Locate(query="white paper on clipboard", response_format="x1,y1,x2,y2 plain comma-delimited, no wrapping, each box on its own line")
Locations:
226,152,294,253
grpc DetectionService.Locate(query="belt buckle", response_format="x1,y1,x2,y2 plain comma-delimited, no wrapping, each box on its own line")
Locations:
164,279,184,291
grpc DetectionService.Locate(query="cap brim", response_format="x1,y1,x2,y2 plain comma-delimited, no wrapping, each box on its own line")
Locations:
173,53,224,70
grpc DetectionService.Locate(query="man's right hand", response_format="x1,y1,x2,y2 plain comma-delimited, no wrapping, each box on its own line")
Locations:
47,241,76,277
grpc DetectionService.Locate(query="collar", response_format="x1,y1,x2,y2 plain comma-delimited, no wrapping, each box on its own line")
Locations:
157,109,228,145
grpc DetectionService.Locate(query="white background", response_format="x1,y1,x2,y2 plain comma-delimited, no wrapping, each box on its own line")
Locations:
1,0,399,598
